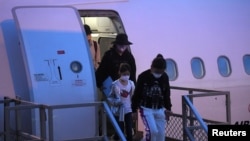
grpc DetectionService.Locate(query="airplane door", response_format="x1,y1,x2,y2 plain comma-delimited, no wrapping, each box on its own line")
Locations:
78,10,129,57
12,6,97,140
78,10,128,96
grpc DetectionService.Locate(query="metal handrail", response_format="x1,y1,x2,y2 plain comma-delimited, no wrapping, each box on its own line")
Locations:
103,102,126,141
186,91,231,124
3,97,127,141
47,102,126,141
2,86,231,141
170,86,220,93
183,95,208,133
181,91,230,141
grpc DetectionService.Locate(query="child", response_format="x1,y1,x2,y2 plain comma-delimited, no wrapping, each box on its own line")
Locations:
107,63,135,141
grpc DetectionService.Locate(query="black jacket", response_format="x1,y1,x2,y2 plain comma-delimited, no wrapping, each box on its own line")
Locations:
95,47,136,88
131,69,172,112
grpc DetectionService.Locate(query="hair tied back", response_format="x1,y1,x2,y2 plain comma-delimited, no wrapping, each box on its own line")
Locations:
156,54,164,59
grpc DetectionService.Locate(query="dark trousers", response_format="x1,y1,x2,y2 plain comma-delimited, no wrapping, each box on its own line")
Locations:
114,112,133,141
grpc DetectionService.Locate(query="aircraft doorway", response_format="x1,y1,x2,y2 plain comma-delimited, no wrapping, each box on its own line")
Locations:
78,10,143,140
78,10,133,100
78,10,131,59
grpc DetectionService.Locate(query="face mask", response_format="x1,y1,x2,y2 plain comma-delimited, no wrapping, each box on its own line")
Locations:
152,73,162,79
120,75,130,81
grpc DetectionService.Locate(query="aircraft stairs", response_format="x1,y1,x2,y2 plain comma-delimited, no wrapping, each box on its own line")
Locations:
0,86,230,141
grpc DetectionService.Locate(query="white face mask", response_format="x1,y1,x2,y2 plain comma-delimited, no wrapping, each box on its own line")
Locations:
152,73,162,78
120,75,130,81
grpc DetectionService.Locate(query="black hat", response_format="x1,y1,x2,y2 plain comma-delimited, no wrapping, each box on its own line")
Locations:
84,24,92,35
112,33,132,45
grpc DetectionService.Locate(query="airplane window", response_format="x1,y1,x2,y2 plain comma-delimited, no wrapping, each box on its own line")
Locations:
191,57,205,79
217,56,231,77
243,54,250,75
165,59,178,81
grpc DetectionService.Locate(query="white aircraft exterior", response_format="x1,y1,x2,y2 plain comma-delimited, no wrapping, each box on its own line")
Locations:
1,0,250,139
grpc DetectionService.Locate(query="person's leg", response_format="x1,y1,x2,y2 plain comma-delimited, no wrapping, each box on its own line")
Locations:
155,108,166,141
124,112,133,141
114,116,125,140
140,107,158,141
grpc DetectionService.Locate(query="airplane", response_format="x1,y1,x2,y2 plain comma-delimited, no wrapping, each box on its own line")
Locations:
0,0,250,140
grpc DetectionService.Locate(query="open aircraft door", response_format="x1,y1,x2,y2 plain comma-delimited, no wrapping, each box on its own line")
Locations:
12,6,97,140
78,10,128,96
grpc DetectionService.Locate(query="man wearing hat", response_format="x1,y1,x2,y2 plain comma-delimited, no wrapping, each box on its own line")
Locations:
96,33,136,90
84,24,101,70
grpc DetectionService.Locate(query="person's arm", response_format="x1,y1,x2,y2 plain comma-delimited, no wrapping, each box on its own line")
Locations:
162,75,172,121
131,74,143,113
163,75,172,111
95,52,109,88
95,42,101,69
129,54,137,84
130,80,135,98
